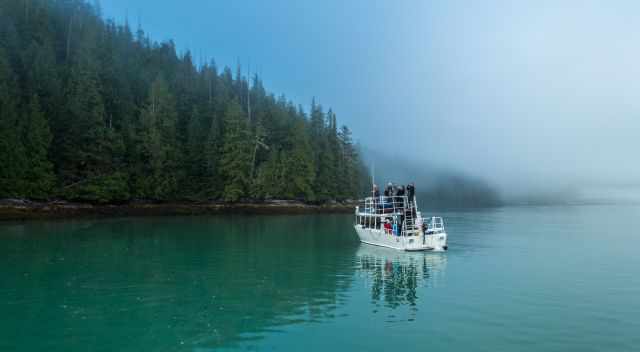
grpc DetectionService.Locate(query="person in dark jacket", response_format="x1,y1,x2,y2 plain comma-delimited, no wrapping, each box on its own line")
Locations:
406,182,415,202
396,185,405,208
384,182,393,197
373,184,380,198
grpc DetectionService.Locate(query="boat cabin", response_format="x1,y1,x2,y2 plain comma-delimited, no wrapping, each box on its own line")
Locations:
355,195,422,237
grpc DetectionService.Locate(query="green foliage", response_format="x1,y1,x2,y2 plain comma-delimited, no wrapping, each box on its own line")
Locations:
131,75,179,199
0,0,370,203
253,150,285,199
220,100,252,201
59,62,108,181
284,118,316,199
21,95,55,199
203,110,222,199
0,50,27,197
64,172,130,203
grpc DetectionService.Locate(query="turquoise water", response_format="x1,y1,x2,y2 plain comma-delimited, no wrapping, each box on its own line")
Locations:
1,205,640,351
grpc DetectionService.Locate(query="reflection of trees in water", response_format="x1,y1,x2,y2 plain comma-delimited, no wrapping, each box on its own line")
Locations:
357,246,447,312
0,215,359,351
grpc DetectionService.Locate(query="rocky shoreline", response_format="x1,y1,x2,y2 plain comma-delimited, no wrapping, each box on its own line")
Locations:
0,199,357,221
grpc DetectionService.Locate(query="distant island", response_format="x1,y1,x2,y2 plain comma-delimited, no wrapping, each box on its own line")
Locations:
0,0,370,214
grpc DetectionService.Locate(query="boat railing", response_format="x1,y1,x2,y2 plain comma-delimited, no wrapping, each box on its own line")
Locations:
424,216,445,234
356,196,413,215
355,196,421,237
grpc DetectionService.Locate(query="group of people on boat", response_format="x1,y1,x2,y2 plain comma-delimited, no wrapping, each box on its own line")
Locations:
355,179,448,250
372,182,416,202
369,182,417,216
383,217,400,236
356,214,402,236
354,181,419,236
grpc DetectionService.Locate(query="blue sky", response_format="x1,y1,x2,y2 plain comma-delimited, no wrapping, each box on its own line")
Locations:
100,0,640,195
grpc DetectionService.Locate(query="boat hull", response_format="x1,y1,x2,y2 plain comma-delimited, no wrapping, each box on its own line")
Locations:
354,225,447,251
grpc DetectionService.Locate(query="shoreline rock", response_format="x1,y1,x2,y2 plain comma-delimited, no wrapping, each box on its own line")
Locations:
0,199,357,221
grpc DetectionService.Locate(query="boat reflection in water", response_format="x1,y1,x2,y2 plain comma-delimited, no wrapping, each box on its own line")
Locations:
355,244,447,318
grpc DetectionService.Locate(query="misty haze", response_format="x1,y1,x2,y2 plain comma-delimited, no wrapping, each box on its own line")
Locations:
109,0,640,205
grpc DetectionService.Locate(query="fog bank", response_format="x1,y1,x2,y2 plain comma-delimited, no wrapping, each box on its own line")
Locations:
100,1,640,203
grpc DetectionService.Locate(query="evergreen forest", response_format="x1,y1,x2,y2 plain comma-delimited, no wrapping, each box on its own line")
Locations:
0,0,370,203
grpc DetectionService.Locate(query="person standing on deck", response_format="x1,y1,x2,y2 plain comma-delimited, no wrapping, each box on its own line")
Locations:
384,182,393,211
390,183,399,208
397,185,405,207
407,182,415,203
407,182,417,217
384,219,392,234
384,182,393,197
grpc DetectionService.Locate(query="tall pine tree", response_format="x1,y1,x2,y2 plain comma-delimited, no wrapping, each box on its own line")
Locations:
133,74,179,199
21,95,54,198
0,49,27,197
220,100,252,201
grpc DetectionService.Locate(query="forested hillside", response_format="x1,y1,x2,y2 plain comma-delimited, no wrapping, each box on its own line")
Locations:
0,0,370,203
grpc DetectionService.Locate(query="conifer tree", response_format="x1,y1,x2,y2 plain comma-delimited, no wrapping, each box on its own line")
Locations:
203,111,222,198
283,118,315,200
338,125,359,199
134,74,179,199
0,51,27,197
184,106,207,195
59,52,127,201
21,95,55,198
220,100,252,201
253,150,284,199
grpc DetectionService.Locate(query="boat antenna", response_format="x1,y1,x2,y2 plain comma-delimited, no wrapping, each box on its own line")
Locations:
371,161,375,197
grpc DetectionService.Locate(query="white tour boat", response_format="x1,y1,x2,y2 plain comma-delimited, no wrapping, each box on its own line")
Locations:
354,194,448,251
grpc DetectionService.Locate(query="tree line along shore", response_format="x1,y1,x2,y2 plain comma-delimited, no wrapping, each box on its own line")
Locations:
0,0,371,209
0,199,358,221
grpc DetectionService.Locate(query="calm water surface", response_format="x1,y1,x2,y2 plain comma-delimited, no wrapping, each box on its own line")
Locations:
1,205,640,351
